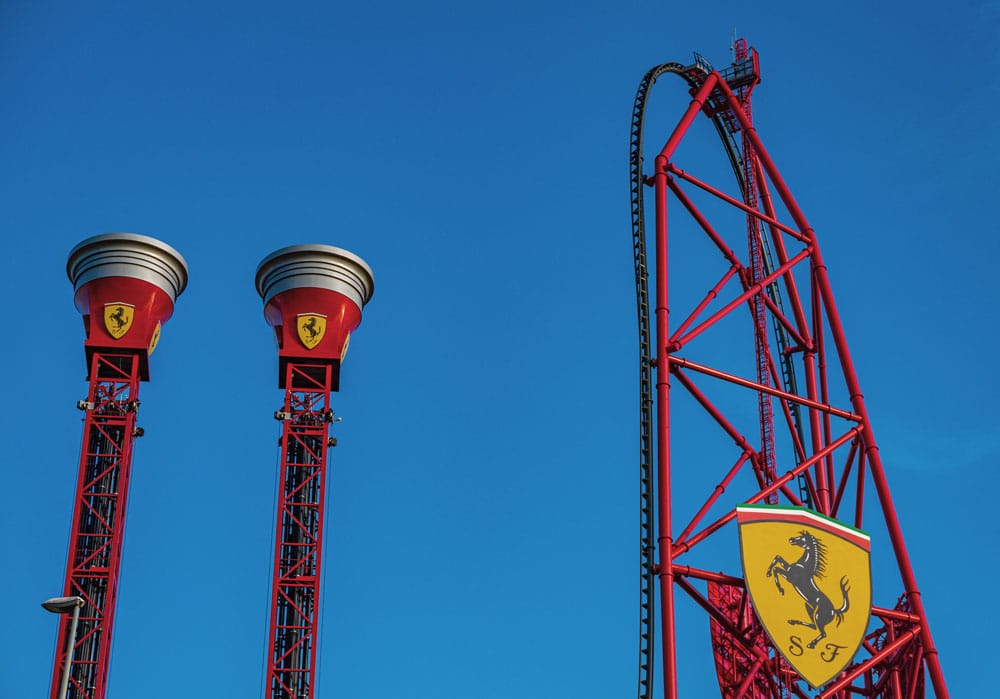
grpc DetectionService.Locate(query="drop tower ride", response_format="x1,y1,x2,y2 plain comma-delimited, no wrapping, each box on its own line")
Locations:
54,233,188,699
255,244,374,699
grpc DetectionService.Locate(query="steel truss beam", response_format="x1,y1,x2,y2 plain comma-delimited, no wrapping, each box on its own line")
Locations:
265,363,336,699
51,352,141,699
639,57,949,698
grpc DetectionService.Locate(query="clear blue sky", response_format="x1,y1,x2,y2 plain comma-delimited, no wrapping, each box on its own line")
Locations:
2,1,996,696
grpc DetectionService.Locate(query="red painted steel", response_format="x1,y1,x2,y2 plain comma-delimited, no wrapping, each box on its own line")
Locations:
72,275,178,381
262,286,361,388
257,249,371,699
50,352,141,699
640,43,949,697
265,362,336,699
52,236,184,699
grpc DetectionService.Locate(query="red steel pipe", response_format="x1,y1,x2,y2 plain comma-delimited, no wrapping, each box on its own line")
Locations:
817,627,919,698
670,356,861,422
670,247,812,351
667,164,810,244
653,152,678,699
674,427,861,557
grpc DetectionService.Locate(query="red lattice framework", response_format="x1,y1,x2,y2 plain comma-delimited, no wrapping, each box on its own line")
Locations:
265,363,336,699
643,59,950,697
51,352,141,699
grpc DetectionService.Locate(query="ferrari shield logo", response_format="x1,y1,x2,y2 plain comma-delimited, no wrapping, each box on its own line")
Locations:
296,313,326,350
103,303,135,340
737,504,871,688
148,321,162,355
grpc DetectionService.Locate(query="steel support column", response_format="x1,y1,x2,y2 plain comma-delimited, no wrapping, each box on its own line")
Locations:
51,352,141,699
265,363,336,699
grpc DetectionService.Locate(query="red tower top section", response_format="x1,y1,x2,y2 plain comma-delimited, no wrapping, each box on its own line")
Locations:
255,244,375,389
67,233,189,380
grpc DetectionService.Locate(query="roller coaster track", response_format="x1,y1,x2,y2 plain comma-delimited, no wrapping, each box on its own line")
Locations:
628,57,808,699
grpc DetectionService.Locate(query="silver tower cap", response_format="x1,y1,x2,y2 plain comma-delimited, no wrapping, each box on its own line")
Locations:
255,244,375,311
67,232,189,302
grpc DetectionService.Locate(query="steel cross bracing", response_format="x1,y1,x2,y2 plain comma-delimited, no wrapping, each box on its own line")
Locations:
51,352,141,699
265,363,337,699
628,57,809,699
630,45,949,698
708,582,796,697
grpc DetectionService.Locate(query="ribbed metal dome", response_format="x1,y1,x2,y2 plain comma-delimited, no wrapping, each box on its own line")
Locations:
255,244,374,311
67,232,189,302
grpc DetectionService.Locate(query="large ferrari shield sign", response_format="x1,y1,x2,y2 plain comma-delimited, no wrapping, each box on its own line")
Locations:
737,504,871,688
103,302,134,340
296,313,327,350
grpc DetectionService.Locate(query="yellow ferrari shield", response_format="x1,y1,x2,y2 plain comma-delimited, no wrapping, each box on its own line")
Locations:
737,504,871,688
296,313,327,350
103,303,135,340
148,321,162,355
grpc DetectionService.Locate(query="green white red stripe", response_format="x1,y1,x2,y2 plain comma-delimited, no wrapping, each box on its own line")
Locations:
736,504,870,551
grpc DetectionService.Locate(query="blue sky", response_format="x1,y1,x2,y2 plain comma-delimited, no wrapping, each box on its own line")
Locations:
2,1,996,696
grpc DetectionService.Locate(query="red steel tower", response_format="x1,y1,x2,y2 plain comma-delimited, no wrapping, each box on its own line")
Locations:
255,244,375,699
628,44,949,697
55,233,188,699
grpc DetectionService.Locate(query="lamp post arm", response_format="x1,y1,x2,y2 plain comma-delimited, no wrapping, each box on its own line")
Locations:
57,603,81,699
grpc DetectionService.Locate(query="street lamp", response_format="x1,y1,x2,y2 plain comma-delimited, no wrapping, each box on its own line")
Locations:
42,596,85,699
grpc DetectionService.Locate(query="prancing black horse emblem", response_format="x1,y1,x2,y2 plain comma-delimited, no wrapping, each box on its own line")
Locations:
766,530,850,649
109,306,129,330
302,316,321,341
